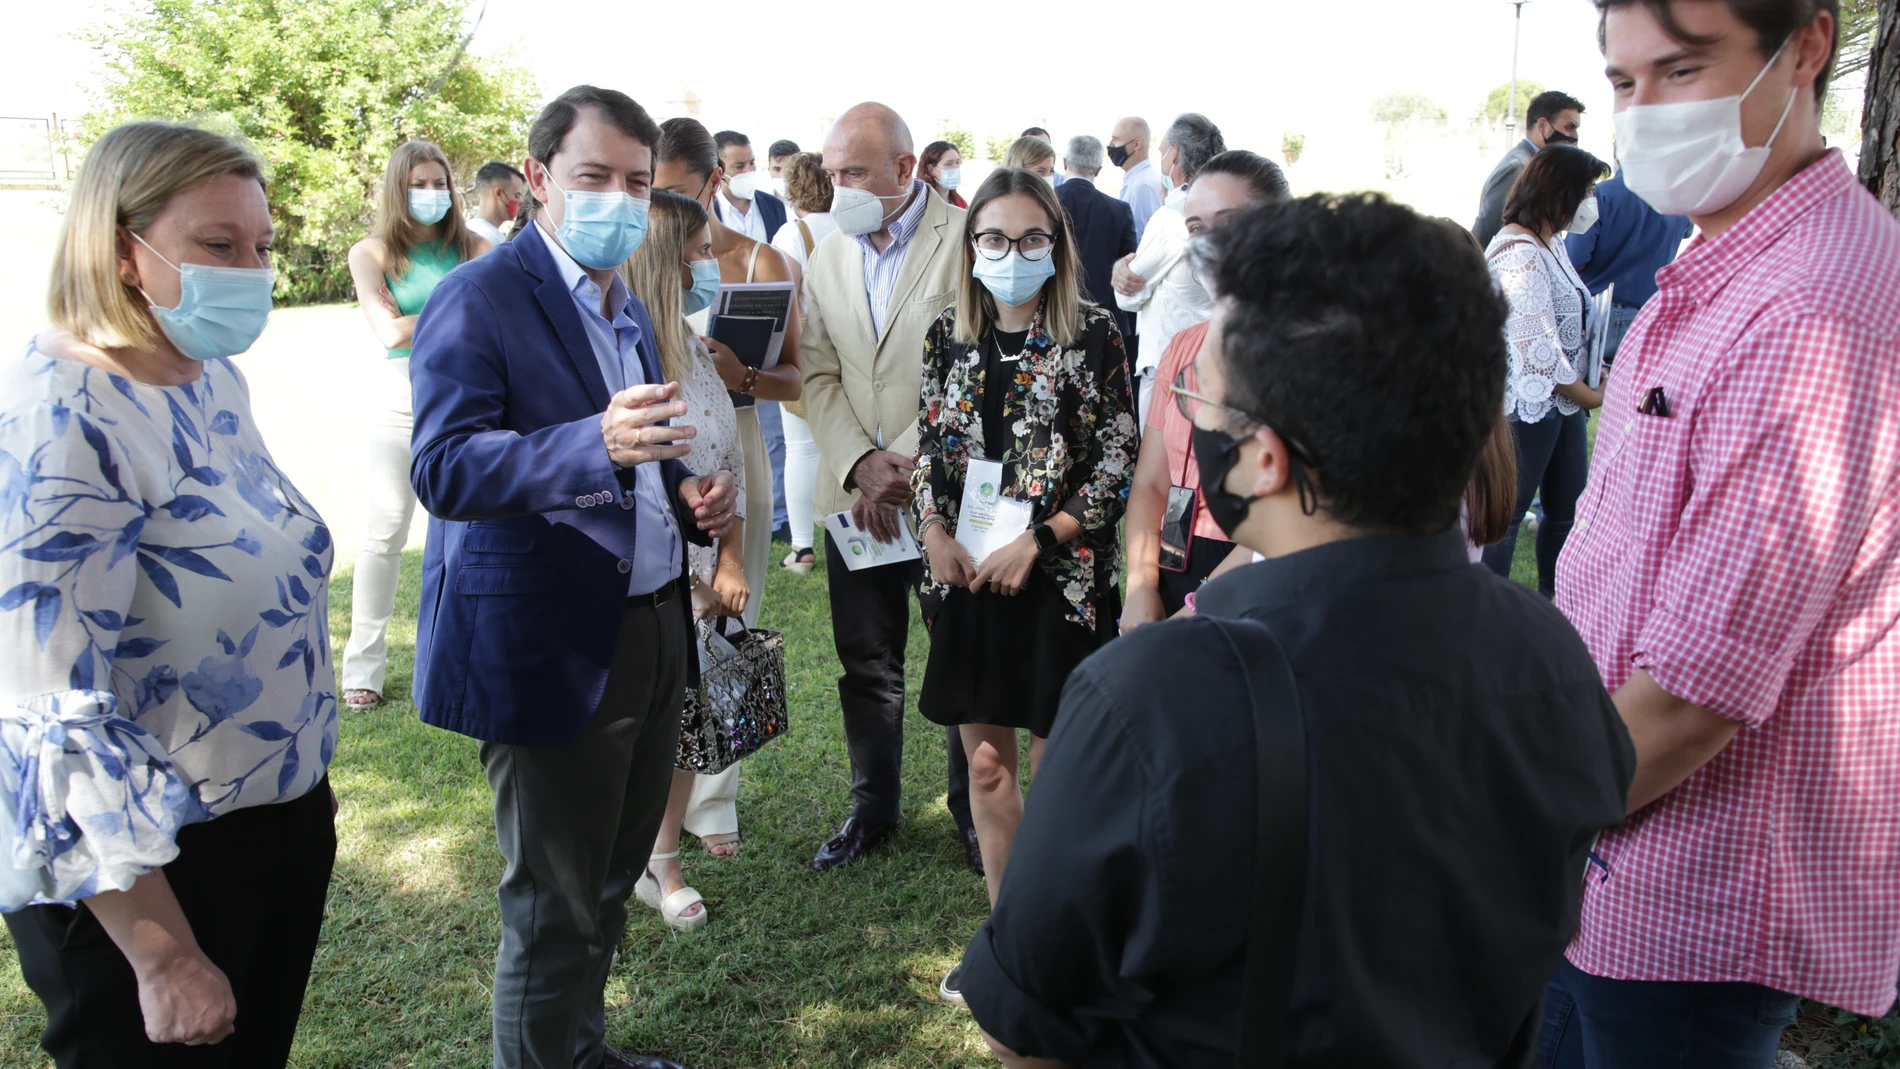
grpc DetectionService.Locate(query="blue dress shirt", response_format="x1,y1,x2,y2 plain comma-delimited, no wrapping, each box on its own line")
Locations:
538,222,682,594
1564,174,1695,309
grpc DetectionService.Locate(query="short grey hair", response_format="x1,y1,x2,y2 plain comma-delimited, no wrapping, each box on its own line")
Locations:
1161,113,1225,183
1065,135,1105,177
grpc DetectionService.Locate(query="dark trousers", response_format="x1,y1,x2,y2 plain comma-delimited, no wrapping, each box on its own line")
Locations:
824,531,972,829
1539,956,1799,1069
5,781,336,1069
479,600,688,1069
1483,409,1590,596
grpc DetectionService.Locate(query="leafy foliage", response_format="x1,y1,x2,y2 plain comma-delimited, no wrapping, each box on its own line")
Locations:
984,131,1016,162
1370,91,1448,127
1838,0,1881,81
80,0,541,305
938,127,976,160
1282,132,1306,167
1485,79,1547,125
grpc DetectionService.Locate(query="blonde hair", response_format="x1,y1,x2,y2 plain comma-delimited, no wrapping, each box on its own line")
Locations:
953,168,1085,349
49,121,265,351
374,140,481,279
620,190,711,383
1002,136,1056,173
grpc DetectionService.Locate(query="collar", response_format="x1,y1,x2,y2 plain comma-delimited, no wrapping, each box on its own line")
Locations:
1519,137,1539,155
1164,185,1188,209
536,218,634,319
1196,529,1473,620
856,179,931,255
1125,157,1154,178
1654,150,1853,307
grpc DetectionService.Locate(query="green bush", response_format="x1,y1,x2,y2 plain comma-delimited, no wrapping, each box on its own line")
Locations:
939,127,976,160
81,0,541,305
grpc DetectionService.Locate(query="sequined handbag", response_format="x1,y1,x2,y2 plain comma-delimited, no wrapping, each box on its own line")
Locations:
675,618,790,775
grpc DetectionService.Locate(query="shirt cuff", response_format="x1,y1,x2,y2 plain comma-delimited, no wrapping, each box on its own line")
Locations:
1633,605,1793,728
960,919,1091,1063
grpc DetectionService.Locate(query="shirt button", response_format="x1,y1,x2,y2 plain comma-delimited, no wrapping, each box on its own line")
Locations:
620,492,636,510
617,559,632,574
575,495,586,507
874,381,885,392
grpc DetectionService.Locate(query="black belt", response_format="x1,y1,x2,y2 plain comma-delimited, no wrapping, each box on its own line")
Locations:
627,578,678,609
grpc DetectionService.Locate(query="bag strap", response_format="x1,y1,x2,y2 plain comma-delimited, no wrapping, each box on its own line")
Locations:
1209,616,1309,1068
797,218,815,257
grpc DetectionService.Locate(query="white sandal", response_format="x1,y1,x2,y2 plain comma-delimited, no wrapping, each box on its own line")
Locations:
635,851,708,931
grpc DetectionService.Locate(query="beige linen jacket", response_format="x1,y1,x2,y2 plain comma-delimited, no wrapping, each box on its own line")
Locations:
800,188,967,518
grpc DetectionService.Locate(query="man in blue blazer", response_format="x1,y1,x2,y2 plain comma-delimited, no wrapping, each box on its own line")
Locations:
408,84,735,1069
1056,135,1139,379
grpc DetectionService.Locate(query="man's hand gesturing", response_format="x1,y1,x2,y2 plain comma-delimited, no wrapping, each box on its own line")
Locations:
849,450,917,543
602,383,695,468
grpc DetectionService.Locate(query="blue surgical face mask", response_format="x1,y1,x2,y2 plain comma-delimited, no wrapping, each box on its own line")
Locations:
938,167,962,191
545,172,650,269
131,232,274,360
409,189,452,226
972,250,1056,307
683,258,722,315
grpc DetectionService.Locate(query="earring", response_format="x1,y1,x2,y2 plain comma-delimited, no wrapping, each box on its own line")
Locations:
121,273,138,286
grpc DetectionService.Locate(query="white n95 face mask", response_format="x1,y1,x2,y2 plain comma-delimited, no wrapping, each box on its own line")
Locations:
727,171,760,201
1613,40,1797,217
1569,196,1599,235
831,185,910,237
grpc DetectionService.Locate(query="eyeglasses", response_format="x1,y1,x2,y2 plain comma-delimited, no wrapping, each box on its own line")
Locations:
1170,360,1260,427
972,230,1055,261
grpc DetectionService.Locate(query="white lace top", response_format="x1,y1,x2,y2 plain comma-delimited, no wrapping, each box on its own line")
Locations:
1487,232,1589,423
676,336,746,583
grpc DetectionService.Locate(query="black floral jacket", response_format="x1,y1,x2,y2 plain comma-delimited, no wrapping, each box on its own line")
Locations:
911,300,1138,630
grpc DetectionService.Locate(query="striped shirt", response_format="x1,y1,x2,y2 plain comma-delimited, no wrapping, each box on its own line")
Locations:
855,180,931,339
1555,151,1900,1016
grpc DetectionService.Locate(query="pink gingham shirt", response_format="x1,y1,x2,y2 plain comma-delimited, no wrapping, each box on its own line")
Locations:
1554,151,1900,1016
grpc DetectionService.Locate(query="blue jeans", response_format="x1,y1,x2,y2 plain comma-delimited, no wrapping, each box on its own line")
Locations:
1482,409,1590,596
1604,303,1642,368
1539,957,1799,1069
757,400,789,533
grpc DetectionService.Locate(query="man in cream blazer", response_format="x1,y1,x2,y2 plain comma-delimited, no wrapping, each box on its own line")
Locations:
801,101,977,873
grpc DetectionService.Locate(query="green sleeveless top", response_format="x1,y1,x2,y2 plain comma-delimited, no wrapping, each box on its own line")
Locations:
385,240,464,358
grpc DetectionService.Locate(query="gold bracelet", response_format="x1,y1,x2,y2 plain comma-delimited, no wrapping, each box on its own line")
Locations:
717,560,743,571
739,366,760,394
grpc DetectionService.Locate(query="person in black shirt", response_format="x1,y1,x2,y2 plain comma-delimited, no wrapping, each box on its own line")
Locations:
961,193,1635,1068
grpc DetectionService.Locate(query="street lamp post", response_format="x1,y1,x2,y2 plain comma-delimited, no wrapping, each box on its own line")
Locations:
1508,0,1532,135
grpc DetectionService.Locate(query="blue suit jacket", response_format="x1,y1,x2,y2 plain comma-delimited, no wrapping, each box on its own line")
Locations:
1056,177,1139,368
407,223,707,746
750,190,788,241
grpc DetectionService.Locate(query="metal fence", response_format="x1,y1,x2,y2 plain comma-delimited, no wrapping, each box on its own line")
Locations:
0,115,73,188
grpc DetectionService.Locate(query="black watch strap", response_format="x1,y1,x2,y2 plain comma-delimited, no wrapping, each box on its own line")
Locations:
1032,522,1059,553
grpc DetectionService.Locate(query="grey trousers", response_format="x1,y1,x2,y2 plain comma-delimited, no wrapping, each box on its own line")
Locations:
479,600,689,1069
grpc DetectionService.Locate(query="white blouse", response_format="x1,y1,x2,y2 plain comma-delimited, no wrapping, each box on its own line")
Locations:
677,337,747,583
1487,232,1588,423
769,211,841,275
0,345,338,908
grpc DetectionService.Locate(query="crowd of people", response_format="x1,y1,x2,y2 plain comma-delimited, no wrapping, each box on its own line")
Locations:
1,1,1898,1068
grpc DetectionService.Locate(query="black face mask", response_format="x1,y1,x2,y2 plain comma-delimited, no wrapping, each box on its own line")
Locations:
1540,124,1578,146
1191,424,1264,536
1107,142,1131,168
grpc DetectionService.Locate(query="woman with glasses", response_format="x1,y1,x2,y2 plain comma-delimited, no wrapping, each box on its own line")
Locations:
911,168,1137,1005
339,140,489,711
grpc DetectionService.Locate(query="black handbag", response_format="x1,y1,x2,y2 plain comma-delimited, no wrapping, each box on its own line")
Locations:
1208,616,1310,1067
675,618,790,775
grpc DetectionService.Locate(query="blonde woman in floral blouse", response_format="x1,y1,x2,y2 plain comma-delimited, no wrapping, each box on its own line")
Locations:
912,168,1137,1006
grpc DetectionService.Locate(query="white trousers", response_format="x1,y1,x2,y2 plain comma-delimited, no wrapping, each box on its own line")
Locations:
781,408,820,551
341,357,418,694
681,406,775,838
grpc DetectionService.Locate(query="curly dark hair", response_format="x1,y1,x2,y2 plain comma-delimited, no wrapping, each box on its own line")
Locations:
1199,193,1509,534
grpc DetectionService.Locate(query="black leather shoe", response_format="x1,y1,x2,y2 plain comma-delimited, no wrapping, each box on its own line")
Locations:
811,817,896,871
956,825,984,877
600,1048,686,1069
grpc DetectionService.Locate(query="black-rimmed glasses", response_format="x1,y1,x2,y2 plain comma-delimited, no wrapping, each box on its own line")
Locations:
972,230,1056,261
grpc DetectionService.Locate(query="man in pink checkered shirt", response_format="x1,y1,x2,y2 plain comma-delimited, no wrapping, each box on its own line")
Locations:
1541,1,1900,1066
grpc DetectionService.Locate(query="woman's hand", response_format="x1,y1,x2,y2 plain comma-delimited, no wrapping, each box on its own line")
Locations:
702,336,748,390
135,948,237,1046
712,561,750,617
1556,378,1604,411
971,531,1039,597
925,525,977,589
690,576,722,620
1121,585,1166,634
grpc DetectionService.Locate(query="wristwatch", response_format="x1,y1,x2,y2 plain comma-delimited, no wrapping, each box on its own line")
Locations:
1031,522,1059,554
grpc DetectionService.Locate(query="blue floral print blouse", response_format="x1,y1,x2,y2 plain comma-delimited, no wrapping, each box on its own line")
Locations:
0,344,337,909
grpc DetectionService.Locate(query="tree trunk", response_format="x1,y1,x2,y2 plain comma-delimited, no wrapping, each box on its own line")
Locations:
1861,0,1900,215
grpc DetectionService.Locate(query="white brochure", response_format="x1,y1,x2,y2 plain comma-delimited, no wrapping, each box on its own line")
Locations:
954,457,1033,565
824,509,921,571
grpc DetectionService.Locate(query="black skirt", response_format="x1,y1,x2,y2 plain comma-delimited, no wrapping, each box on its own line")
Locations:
919,564,1117,736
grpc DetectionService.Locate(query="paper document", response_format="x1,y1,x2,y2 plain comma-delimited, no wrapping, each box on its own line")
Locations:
954,458,1033,565
1583,282,1616,390
709,282,796,369
824,510,921,571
